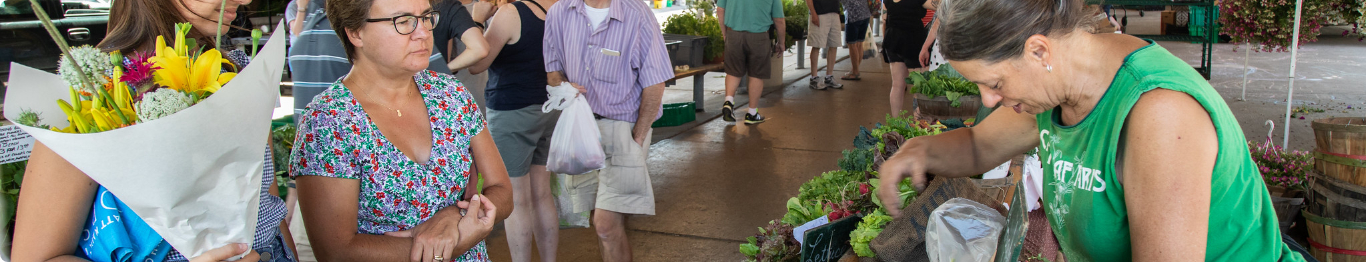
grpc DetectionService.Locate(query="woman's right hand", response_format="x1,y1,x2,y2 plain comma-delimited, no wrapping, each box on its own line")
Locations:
190,243,260,262
455,194,498,246
876,141,930,218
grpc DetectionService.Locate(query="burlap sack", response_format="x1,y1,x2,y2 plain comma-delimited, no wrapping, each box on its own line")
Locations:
869,177,1006,262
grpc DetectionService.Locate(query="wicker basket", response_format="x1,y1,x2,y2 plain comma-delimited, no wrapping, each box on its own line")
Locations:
1311,117,1366,188
912,94,982,120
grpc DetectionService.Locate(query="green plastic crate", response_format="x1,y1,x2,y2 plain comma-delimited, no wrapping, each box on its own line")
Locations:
651,102,696,128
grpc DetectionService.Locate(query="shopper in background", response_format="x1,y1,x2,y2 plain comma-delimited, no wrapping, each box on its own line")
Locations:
716,0,785,124
543,0,672,260
838,0,871,81
918,0,944,72
805,0,843,90
291,0,513,259
467,0,561,261
880,0,930,117
877,0,1313,261
13,0,295,260
433,0,493,74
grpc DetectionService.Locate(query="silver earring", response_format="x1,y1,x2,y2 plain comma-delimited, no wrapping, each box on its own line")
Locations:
1046,64,1053,73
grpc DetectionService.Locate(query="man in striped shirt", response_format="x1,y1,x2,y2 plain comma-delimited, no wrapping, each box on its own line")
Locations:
286,0,449,113
543,0,672,261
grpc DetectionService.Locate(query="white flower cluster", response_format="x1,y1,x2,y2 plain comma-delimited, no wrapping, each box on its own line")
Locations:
57,45,115,93
135,88,194,123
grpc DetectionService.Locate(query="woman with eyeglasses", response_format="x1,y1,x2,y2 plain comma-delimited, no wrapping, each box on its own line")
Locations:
289,0,513,259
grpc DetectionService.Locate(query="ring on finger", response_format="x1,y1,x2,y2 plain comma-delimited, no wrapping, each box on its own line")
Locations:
434,255,444,262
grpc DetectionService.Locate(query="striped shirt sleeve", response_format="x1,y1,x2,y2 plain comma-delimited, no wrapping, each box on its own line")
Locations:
543,9,565,73
632,15,673,89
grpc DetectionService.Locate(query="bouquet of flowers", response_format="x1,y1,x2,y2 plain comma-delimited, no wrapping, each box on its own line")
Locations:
3,17,287,260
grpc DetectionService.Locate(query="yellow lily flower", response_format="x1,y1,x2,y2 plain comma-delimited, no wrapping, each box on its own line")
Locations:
149,33,236,94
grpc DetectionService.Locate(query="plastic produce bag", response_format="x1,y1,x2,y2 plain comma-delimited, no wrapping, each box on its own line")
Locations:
542,83,605,175
926,198,1006,262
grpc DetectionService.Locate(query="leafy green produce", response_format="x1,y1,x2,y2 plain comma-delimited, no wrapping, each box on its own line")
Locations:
781,197,828,226
661,12,725,61
906,65,979,107
850,208,893,257
739,220,800,262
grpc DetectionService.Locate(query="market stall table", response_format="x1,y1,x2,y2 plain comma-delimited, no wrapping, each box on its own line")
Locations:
665,63,725,112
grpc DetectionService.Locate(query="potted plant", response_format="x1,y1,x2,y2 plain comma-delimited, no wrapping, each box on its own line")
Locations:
905,65,982,120
662,5,726,63
1247,138,1312,233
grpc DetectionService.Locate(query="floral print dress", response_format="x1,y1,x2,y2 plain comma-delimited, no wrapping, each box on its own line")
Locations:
291,70,489,261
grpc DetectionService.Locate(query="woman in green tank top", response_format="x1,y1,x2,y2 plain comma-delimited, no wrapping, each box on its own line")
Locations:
875,0,1312,261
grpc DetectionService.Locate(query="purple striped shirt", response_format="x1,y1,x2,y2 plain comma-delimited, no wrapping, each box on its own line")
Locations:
543,0,673,122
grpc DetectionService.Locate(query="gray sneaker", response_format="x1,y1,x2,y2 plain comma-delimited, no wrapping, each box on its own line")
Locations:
824,76,843,89
809,76,826,90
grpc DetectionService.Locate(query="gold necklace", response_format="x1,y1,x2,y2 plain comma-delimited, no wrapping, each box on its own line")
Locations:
360,86,408,117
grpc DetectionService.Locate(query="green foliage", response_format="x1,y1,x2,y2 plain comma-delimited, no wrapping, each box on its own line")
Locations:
740,236,761,257
850,208,893,257
661,12,726,61
2,161,26,240
907,66,979,108
271,123,297,196
838,148,875,173
781,0,809,50
16,111,50,129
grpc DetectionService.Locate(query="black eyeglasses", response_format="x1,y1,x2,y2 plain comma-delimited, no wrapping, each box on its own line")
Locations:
364,11,440,35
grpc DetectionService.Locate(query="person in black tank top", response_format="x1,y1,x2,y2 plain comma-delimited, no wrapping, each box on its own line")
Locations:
468,1,563,261
881,0,930,118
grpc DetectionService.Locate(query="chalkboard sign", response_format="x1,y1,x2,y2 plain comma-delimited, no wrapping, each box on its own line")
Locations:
801,214,862,262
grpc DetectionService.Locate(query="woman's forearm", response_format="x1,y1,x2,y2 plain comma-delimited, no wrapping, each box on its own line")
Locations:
13,143,99,262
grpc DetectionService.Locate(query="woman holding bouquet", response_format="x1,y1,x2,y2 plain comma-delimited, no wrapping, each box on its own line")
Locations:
12,0,295,261
289,0,513,260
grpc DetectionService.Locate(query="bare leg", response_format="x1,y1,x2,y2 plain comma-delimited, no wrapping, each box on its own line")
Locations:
593,209,630,262
747,76,764,111
825,46,838,76
890,62,909,117
725,74,741,98
506,174,535,262
810,46,821,76
528,165,559,262
851,43,863,74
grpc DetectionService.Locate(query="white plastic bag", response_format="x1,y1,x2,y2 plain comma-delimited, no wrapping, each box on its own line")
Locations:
926,198,1006,262
543,83,606,175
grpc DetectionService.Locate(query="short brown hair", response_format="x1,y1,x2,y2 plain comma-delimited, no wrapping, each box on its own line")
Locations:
326,0,376,63
937,0,1099,63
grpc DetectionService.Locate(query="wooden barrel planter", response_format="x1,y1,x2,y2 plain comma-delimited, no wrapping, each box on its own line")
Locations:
912,94,982,120
1305,172,1366,261
1311,117,1366,188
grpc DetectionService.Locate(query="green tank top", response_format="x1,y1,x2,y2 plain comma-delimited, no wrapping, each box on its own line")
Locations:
1034,41,1304,262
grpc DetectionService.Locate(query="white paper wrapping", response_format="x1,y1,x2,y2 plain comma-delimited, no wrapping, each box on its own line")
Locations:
2,24,288,259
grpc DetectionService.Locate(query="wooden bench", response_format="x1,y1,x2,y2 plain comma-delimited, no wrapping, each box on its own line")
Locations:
665,63,725,112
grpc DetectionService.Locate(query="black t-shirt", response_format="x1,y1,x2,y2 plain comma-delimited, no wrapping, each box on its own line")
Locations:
811,0,841,15
433,0,477,66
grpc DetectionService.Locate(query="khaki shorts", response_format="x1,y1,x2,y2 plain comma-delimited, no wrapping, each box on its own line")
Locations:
807,13,843,48
723,29,774,79
562,119,655,215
